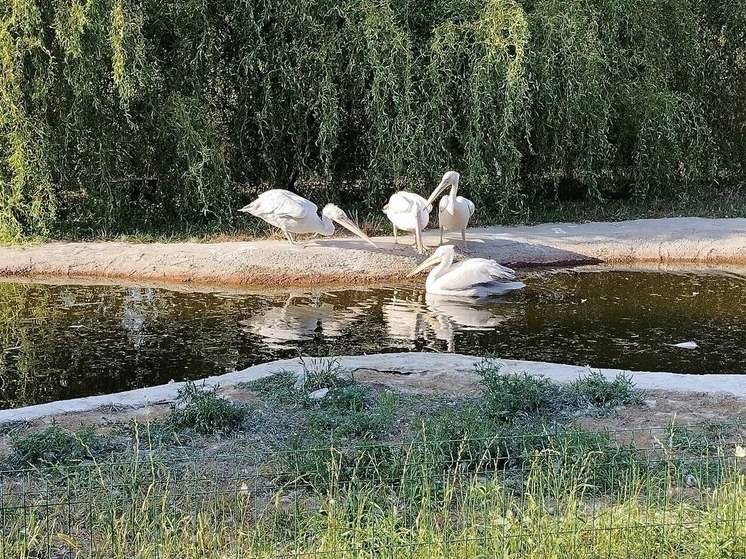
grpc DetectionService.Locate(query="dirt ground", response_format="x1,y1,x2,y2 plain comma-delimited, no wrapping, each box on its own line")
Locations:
2,217,745,287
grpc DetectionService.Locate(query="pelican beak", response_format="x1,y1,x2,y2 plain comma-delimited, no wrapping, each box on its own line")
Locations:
425,179,450,208
333,215,378,248
237,205,252,213
406,253,443,277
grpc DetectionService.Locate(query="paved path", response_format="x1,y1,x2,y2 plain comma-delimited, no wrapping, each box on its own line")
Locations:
1,217,745,287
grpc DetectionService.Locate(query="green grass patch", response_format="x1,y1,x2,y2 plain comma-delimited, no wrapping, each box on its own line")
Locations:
567,370,643,409
10,424,105,466
168,382,249,434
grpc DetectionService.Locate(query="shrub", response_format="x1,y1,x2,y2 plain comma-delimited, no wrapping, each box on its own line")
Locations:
11,425,101,465
476,360,555,420
241,372,300,405
299,357,350,393
168,382,248,434
305,386,398,438
568,371,642,409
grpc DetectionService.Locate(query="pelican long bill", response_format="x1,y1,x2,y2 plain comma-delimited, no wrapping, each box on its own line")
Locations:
333,215,378,248
406,253,443,277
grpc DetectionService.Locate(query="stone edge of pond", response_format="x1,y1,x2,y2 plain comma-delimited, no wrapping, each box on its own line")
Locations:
2,353,746,424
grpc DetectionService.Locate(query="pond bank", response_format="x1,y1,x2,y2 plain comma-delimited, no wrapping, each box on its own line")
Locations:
2,217,745,287
1,353,745,425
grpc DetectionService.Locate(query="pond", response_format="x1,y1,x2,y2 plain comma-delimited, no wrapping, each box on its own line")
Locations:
1,269,745,409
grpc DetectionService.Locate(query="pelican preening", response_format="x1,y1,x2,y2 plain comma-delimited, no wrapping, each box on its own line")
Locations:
382,191,431,254
383,171,462,254
407,245,525,297
239,189,377,247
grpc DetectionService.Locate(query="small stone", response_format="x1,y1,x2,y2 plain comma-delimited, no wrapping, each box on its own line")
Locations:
308,388,329,400
643,399,657,408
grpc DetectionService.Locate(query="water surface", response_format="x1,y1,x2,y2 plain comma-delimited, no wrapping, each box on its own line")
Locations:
1,270,745,409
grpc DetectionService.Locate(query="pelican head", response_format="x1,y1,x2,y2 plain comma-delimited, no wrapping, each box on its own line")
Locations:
406,245,456,277
426,171,460,207
321,204,378,247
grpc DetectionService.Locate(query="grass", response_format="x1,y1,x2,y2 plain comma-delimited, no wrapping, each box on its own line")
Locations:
567,370,643,409
477,359,642,420
1,428,744,558
167,382,249,434
9,424,108,466
1,360,744,557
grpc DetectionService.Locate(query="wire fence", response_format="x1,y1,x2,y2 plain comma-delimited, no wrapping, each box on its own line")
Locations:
1,424,745,558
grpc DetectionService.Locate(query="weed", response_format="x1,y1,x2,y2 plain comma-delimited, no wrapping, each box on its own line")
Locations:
168,382,249,434
10,424,102,466
240,371,300,405
305,386,399,439
476,359,555,420
298,357,350,392
568,371,643,409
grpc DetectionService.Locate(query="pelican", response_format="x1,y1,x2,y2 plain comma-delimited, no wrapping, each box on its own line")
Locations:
433,172,475,249
239,189,377,247
407,245,525,297
382,172,460,254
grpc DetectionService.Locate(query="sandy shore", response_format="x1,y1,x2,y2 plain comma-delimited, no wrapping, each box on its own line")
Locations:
1,217,745,287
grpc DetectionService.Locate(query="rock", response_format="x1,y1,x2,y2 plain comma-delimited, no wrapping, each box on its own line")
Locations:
308,388,329,400
643,399,657,408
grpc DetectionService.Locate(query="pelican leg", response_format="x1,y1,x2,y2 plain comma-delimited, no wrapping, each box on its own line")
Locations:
414,226,425,255
284,230,297,246
461,229,469,252
393,225,398,244
439,227,444,246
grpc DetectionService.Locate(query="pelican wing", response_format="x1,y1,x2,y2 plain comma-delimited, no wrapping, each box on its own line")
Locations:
247,189,316,220
463,197,476,217
384,192,428,214
436,258,516,291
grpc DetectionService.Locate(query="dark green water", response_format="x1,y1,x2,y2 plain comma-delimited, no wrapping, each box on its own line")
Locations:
1,270,745,409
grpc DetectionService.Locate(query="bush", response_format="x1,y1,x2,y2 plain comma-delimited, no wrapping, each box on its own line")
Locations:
305,386,398,438
477,360,555,420
168,382,249,434
568,371,642,409
11,425,101,465
299,358,350,393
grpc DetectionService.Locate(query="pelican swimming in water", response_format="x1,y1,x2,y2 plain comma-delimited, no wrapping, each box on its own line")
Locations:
239,189,377,247
383,172,460,254
434,172,475,250
407,245,525,297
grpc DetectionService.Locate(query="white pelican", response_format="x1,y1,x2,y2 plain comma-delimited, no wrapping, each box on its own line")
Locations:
382,172,460,254
239,189,376,247
434,172,475,249
407,245,525,297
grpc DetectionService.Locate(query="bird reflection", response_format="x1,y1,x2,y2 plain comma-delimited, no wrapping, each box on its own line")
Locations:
380,289,508,352
381,294,428,341
425,294,506,351
242,293,369,349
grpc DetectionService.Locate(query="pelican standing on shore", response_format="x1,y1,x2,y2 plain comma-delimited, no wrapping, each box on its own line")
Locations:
239,189,377,247
383,172,461,254
435,172,475,249
407,245,525,297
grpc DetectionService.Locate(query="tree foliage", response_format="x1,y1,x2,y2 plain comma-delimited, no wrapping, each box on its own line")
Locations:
0,0,744,239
